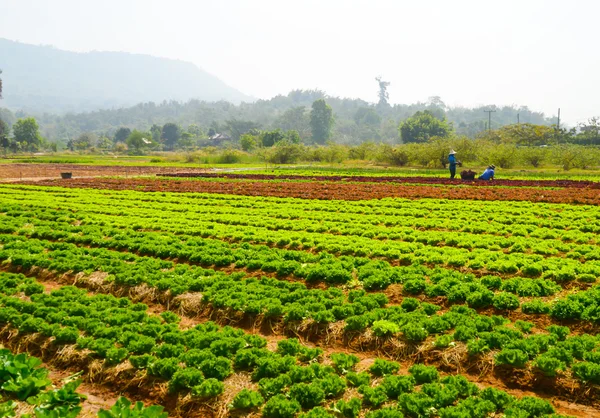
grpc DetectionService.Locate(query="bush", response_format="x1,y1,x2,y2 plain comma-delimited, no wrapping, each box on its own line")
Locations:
408,364,439,384
262,394,302,418
369,359,400,377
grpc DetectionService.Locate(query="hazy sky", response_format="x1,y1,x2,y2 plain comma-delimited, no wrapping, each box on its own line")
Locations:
1,0,598,124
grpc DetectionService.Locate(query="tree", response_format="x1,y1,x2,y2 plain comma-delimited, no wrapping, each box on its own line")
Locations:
73,132,97,151
273,107,310,140
398,111,452,143
310,99,334,144
375,77,390,106
240,133,258,151
161,123,181,150
13,117,42,151
0,119,10,155
97,136,114,150
126,130,151,154
575,117,600,145
114,127,131,143
260,130,286,147
224,119,261,142
0,69,3,99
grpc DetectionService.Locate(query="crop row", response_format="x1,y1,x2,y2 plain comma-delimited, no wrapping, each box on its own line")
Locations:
157,171,600,189
21,177,600,204
3,238,600,390
4,189,599,260
0,272,575,417
6,184,600,239
0,346,166,417
8,208,600,294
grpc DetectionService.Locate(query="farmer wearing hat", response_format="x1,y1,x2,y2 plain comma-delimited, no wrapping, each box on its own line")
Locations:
479,165,496,180
448,149,458,179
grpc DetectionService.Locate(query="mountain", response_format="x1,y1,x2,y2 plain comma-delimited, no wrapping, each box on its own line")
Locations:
0,38,253,113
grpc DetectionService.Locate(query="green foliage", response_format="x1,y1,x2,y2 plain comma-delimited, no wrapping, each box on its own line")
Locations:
372,320,400,337
330,353,359,374
495,349,529,368
369,359,400,377
97,397,167,418
399,111,452,143
262,394,302,418
408,364,439,384
191,378,224,399
230,389,264,410
310,99,334,144
334,398,362,418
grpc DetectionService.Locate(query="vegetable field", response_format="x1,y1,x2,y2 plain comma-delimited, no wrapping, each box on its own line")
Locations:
1,172,600,417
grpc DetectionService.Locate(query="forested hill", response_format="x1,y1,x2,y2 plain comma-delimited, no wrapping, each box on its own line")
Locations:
0,90,557,144
0,38,252,113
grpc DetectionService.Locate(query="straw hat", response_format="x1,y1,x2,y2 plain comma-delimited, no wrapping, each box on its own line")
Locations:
490,164,496,169
449,150,457,155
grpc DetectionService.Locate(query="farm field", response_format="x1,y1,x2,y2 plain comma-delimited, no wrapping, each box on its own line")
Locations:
1,169,600,417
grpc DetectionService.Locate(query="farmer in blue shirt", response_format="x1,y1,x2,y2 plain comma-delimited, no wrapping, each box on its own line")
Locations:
448,150,458,179
479,165,495,180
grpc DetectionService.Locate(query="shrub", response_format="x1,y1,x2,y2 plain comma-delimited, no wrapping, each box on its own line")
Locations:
408,364,439,384
262,394,301,418
369,359,400,377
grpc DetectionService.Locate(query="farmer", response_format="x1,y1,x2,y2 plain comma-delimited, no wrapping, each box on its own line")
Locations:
479,165,495,180
448,150,458,179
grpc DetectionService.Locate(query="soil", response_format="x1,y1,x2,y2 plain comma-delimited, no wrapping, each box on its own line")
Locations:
0,163,211,181
19,177,600,205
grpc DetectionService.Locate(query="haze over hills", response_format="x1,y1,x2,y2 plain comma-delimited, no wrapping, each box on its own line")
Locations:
0,38,253,113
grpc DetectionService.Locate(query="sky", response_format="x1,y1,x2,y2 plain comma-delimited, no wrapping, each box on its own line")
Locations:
0,0,598,124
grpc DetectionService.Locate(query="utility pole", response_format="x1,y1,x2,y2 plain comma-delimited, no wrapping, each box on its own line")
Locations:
484,110,496,134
